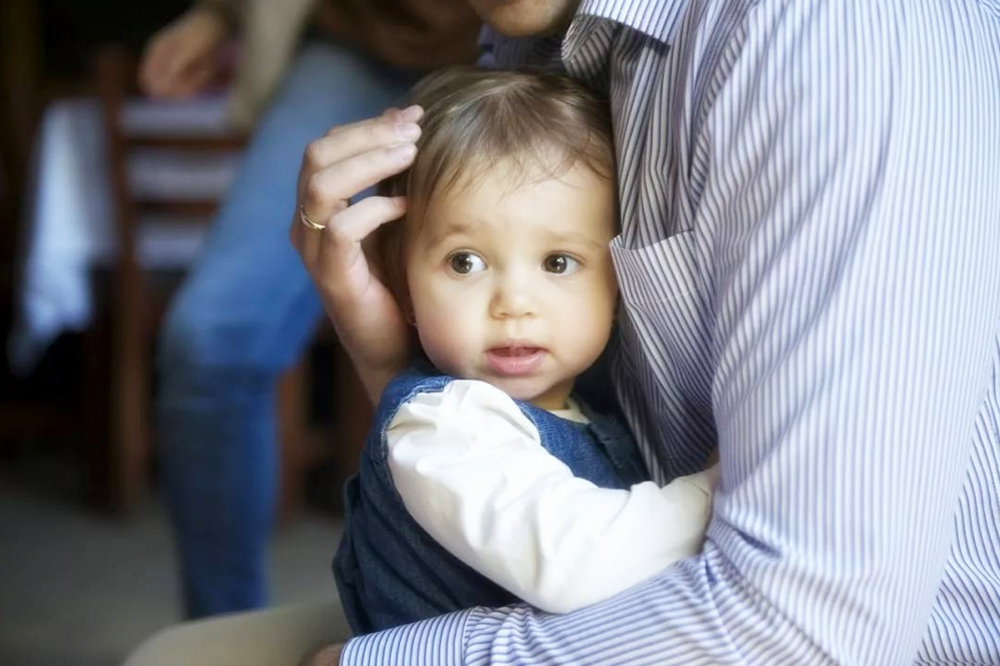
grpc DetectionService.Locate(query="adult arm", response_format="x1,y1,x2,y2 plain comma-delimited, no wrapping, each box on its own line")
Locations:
386,380,716,614
340,2,1000,664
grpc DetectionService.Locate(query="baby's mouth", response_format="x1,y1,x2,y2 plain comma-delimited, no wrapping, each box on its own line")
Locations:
485,346,546,376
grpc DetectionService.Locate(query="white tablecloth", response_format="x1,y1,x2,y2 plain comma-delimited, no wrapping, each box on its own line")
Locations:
8,96,241,373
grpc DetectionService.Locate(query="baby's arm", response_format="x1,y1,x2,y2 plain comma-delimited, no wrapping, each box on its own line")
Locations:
387,380,718,614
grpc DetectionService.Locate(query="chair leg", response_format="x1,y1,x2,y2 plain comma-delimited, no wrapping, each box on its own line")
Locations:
84,316,115,507
112,315,151,512
276,360,309,524
83,286,150,514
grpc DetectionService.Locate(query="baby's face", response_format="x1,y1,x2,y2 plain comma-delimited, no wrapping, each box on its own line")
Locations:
404,159,618,410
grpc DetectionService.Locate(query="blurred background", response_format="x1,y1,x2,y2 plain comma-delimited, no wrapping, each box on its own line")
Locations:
0,1,388,663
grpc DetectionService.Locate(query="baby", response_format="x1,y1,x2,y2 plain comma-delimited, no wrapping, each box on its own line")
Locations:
334,67,718,635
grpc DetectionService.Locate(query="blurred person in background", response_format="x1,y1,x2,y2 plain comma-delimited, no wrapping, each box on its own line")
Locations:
140,0,481,619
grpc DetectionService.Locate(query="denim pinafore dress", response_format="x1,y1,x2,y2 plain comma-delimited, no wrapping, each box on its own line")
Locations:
333,365,648,635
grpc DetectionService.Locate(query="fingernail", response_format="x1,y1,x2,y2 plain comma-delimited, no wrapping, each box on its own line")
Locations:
399,105,424,122
391,143,417,162
395,122,421,140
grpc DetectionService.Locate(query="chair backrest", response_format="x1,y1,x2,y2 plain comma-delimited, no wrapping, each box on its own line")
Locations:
93,44,246,322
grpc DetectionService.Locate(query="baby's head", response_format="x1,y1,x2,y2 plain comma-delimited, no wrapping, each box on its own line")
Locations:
379,67,618,409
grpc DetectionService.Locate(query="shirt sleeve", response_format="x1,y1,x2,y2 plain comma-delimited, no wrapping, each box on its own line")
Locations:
342,3,1000,664
385,379,717,614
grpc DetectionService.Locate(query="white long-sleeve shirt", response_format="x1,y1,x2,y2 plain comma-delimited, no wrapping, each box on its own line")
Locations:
385,379,717,614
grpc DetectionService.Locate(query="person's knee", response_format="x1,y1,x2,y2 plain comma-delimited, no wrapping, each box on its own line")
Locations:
157,288,266,393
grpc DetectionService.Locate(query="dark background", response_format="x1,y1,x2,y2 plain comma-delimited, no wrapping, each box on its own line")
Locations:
0,0,189,454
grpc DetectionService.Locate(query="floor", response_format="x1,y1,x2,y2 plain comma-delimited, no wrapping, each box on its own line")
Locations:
0,451,344,666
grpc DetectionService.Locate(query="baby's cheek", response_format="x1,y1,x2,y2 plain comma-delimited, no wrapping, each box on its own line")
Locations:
416,325,447,364
417,321,465,375
564,302,614,365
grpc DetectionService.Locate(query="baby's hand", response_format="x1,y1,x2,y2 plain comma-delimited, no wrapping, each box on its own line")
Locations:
290,107,423,402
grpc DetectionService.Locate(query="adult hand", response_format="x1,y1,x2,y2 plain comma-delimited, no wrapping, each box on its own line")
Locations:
139,6,228,98
298,643,343,666
290,106,423,403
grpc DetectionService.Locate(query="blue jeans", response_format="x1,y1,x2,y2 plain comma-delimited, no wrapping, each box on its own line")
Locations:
156,41,421,618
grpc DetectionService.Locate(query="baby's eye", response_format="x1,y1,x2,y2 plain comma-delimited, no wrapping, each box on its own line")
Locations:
448,252,486,275
543,254,580,275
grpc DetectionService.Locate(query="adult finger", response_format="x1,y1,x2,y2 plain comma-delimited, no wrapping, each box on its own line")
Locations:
318,199,407,308
322,195,407,249
299,143,416,227
323,104,423,140
171,59,216,98
144,46,202,98
139,37,175,96
320,106,399,140
158,48,199,96
291,195,405,279
300,107,422,178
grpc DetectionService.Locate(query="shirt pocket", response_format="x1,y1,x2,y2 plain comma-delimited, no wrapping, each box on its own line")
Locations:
609,230,716,471
610,230,706,311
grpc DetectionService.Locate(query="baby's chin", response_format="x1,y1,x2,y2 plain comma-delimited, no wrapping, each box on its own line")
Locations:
479,375,568,409
435,359,569,407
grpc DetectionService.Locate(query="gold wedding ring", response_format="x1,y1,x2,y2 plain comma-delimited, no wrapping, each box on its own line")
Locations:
298,205,326,231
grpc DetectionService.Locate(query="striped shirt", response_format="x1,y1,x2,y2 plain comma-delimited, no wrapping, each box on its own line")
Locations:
343,0,1000,663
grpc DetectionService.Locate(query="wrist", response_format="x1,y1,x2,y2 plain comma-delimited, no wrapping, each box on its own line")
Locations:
343,344,401,405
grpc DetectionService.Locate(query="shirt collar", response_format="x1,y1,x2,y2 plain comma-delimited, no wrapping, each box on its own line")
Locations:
548,397,590,424
478,0,688,72
560,0,688,85
573,0,689,45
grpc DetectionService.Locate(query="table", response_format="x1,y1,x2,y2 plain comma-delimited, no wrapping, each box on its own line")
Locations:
8,95,240,373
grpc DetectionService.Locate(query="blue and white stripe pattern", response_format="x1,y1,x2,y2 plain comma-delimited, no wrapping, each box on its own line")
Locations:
344,0,1000,663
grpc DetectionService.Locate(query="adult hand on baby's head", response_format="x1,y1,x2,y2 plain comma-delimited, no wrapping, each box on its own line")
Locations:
139,6,228,99
291,107,423,403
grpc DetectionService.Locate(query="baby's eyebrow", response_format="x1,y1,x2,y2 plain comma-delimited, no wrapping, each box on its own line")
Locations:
424,218,609,251
426,219,475,248
541,228,608,250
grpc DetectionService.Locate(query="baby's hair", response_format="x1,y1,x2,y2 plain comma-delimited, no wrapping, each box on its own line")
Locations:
376,66,616,312
381,66,615,220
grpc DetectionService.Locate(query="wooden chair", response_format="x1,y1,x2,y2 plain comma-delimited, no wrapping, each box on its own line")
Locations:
89,45,372,518
89,44,240,512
